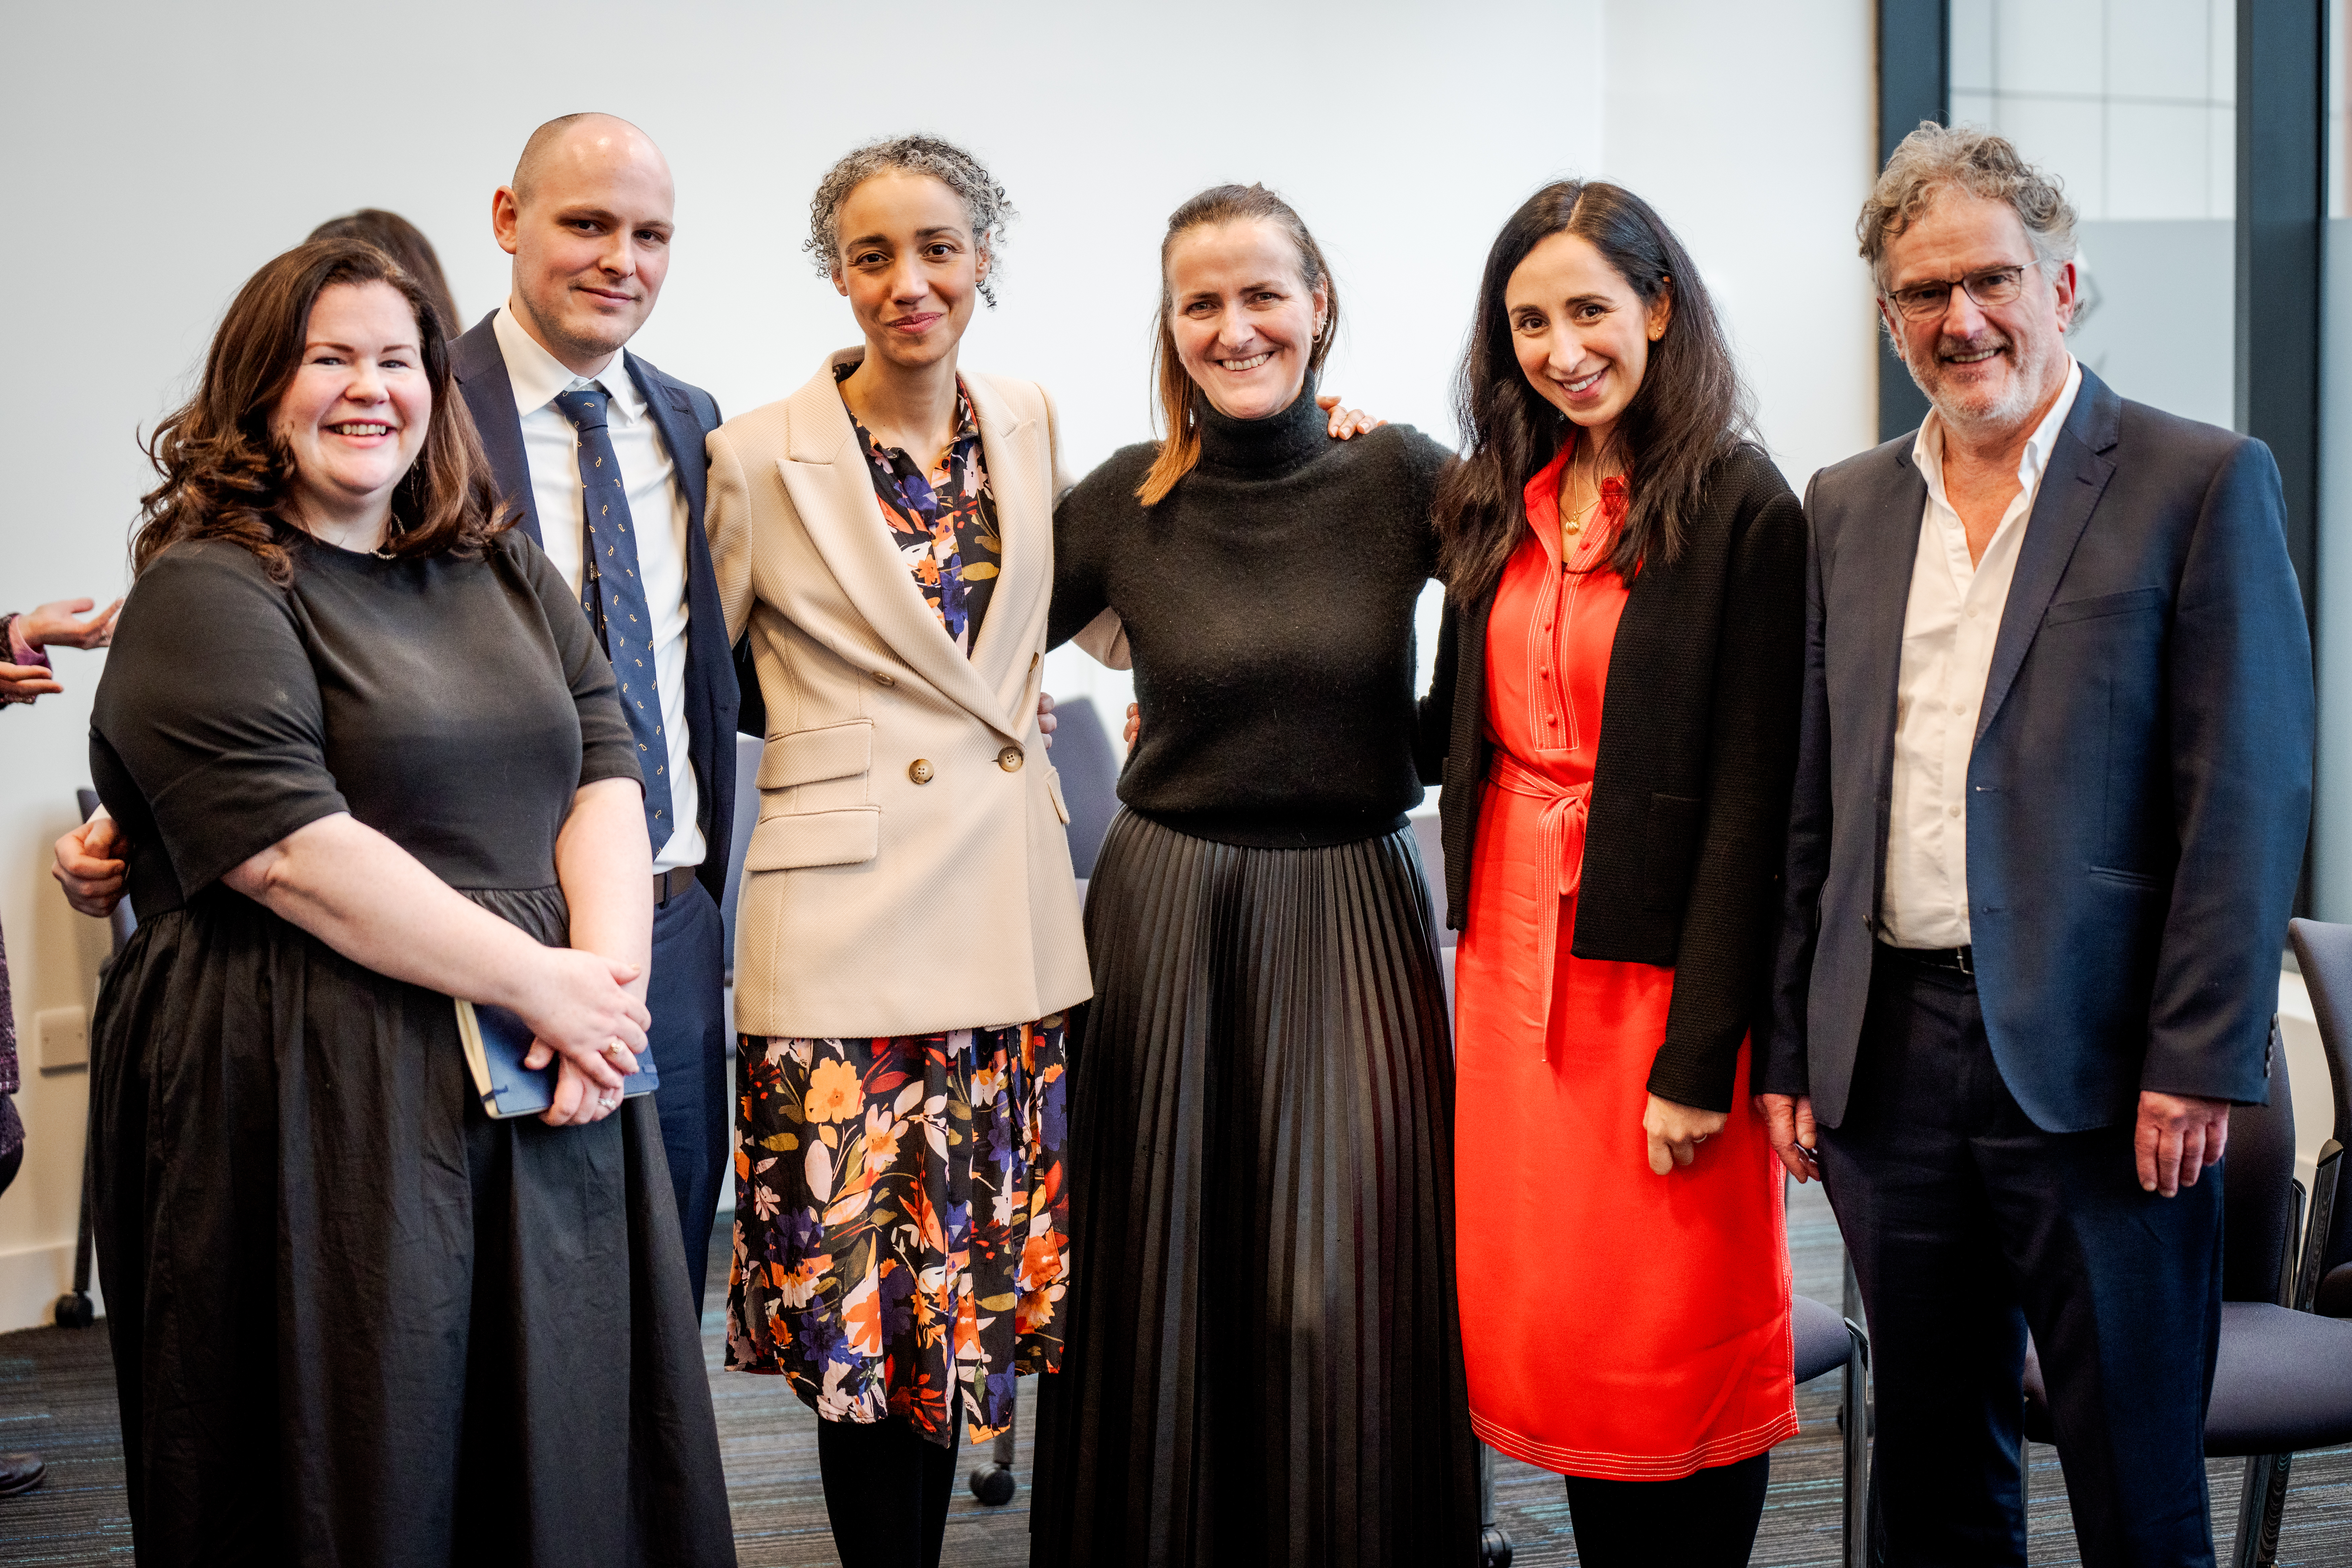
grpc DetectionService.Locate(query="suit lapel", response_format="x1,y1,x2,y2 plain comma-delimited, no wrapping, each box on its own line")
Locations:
1974,370,2121,742
963,374,1043,728
780,358,1021,742
626,353,710,533
1850,444,1929,790
1841,440,1929,914
451,314,542,545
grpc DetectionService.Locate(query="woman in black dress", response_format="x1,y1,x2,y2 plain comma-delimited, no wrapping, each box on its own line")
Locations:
86,239,734,1567
1031,185,1479,1567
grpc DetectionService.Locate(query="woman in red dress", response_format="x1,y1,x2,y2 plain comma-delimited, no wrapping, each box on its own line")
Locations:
1419,182,1808,1563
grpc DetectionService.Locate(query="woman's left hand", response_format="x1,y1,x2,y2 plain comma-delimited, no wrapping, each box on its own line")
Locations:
542,1054,623,1128
1318,394,1385,440
1644,1093,1728,1175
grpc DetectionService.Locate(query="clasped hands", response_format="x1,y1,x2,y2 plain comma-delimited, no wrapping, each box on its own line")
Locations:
52,808,650,1129
514,948,651,1128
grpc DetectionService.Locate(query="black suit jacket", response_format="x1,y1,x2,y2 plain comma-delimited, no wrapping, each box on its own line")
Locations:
1763,367,2314,1133
451,313,740,909
1417,443,1807,1111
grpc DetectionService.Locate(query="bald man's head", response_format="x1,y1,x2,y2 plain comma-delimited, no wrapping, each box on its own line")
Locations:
491,112,676,374
511,112,666,210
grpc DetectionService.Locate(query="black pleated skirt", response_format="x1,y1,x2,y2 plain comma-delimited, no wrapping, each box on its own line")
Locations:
1030,810,1480,1568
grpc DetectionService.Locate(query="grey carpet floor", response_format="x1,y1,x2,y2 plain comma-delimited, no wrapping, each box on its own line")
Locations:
5,1181,2349,1564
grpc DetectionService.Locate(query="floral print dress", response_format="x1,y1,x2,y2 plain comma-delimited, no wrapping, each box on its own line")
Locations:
724,376,1071,1448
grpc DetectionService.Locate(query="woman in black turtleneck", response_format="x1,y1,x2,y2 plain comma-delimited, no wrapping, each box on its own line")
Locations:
1030,184,1478,1568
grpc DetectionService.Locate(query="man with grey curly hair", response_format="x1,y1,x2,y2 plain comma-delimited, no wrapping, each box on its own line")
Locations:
1764,121,2313,1564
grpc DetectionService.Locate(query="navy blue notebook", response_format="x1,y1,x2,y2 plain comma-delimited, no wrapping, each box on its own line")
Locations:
453,998,658,1119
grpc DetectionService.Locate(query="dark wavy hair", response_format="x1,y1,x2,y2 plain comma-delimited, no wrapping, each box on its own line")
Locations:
134,239,509,583
306,207,463,337
1138,183,1338,506
1434,181,1752,602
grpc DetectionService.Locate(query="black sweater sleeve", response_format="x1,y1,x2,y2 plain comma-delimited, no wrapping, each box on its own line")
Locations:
1644,463,1811,1111
1047,445,1151,650
1414,595,1459,786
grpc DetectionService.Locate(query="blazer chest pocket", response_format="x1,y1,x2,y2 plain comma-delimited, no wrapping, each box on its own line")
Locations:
2045,585,2162,627
1643,793,1704,910
746,720,880,871
757,719,873,790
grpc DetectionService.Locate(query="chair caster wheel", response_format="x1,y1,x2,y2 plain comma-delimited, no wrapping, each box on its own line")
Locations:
968,1463,1016,1506
52,1292,94,1330
1479,1524,1514,1567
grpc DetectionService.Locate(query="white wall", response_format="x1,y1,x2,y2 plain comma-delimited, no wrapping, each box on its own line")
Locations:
0,0,1876,1331
1601,0,1879,488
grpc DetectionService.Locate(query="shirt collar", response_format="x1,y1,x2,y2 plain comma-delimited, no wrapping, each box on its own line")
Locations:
1912,354,2083,510
493,303,647,424
832,358,982,463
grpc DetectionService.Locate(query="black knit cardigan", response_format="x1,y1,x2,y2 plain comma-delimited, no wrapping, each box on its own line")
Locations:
1414,443,1808,1111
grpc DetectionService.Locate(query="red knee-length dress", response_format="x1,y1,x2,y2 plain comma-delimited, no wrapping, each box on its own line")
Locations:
1453,441,1797,1480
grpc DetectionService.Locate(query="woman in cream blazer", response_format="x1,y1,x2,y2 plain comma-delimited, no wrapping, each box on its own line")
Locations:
705,135,1087,1568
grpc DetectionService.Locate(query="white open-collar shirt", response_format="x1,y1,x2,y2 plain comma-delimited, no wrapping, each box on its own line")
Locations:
493,304,703,873
1879,356,2082,949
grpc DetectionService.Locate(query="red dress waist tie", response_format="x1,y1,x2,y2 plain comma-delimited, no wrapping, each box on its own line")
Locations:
1486,748,1590,1062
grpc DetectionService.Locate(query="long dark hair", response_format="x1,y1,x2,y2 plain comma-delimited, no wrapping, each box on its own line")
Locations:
134,239,509,584
1137,183,1339,506
1435,181,1752,602
307,208,463,336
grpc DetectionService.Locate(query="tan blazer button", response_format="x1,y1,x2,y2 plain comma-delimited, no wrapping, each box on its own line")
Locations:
873,670,896,686
908,758,935,784
998,746,1024,773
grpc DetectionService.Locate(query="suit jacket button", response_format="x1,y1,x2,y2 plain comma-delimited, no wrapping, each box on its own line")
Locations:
873,670,896,686
909,758,935,785
998,746,1024,773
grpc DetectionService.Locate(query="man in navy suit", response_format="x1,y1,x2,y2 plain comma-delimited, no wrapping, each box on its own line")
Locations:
452,113,738,1312
1762,124,2312,1565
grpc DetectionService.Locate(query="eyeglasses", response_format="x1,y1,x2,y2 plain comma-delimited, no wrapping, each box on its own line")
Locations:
1882,259,2048,322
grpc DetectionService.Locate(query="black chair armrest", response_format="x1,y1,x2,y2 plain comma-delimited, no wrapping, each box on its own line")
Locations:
2300,1140,2345,1312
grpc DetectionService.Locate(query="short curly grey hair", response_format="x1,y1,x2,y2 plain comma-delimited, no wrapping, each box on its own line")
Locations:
805,134,1016,307
1859,121,2078,292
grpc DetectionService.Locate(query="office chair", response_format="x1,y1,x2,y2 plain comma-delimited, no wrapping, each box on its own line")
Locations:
2022,1014,2352,1568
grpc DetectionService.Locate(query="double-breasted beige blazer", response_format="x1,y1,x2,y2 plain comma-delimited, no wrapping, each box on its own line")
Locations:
706,351,1091,1040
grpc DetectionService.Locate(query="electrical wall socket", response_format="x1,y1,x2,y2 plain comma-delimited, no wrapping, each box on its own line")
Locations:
36,1007,87,1072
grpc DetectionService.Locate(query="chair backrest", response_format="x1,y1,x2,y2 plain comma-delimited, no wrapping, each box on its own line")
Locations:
719,734,763,979
1048,696,1122,880
2288,918,2352,1281
75,788,136,955
2223,1017,2299,1306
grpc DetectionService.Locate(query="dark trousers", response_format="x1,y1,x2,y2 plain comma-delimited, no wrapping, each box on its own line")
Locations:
1564,1453,1769,1566
648,879,729,1314
815,1414,961,1568
1819,953,2222,1568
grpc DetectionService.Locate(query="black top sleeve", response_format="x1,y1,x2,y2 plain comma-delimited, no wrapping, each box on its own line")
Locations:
1047,447,1145,651
1415,596,1460,786
93,542,349,898
1646,463,1811,1110
505,535,640,796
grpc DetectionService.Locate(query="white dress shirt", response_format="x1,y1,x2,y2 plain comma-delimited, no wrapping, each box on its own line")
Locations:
1879,357,2082,948
493,305,703,872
